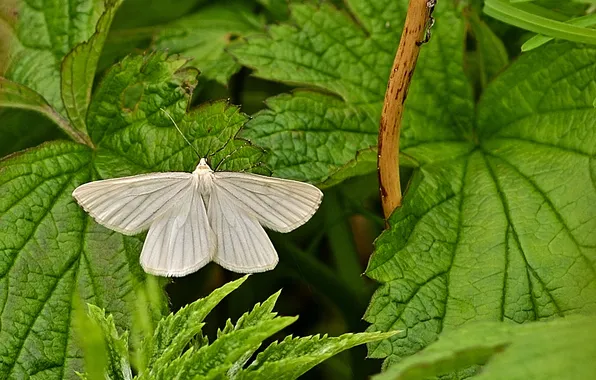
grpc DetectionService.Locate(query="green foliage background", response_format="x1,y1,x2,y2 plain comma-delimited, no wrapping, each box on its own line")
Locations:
1,0,595,379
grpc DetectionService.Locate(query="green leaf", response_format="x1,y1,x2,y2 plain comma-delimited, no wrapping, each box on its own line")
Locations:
153,1,264,85
87,51,266,180
81,305,132,380
61,0,123,138
236,331,400,380
1,0,104,116
373,316,596,380
143,275,249,374
0,141,151,378
157,316,298,379
77,278,395,380
220,290,282,378
365,41,596,367
230,1,472,184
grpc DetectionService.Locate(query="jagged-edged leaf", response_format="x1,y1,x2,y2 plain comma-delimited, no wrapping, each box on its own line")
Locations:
143,276,248,373
61,0,123,137
220,290,282,378
87,51,266,179
373,316,596,380
81,305,132,380
155,317,298,379
153,1,263,85
219,289,281,337
236,331,400,380
230,1,472,184
0,141,150,379
365,41,596,367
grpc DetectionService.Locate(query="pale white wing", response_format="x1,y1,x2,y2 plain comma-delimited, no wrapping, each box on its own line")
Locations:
212,172,323,233
140,189,215,277
208,187,278,273
72,172,193,235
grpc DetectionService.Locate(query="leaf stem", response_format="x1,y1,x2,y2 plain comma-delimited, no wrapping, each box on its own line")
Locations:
377,0,436,221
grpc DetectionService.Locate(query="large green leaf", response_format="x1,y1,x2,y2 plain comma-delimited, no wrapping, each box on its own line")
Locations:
0,141,147,379
373,316,596,380
230,0,472,184
0,49,265,378
153,1,263,85
365,41,596,367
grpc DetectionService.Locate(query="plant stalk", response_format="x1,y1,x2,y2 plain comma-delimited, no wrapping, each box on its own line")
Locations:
377,0,436,221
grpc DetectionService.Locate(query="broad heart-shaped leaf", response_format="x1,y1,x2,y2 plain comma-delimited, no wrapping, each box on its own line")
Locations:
372,316,596,380
1,0,104,116
0,141,149,379
230,0,473,184
87,51,267,179
364,41,596,367
153,1,263,85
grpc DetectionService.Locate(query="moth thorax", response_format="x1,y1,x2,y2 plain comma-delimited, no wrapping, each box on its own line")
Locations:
196,171,214,194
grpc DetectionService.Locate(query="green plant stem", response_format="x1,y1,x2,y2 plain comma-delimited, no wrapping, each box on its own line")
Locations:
522,13,596,51
484,0,596,45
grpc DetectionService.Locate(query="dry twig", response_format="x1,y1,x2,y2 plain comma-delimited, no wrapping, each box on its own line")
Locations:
378,0,436,221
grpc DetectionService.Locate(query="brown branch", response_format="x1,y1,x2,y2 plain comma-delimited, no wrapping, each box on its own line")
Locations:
378,0,435,221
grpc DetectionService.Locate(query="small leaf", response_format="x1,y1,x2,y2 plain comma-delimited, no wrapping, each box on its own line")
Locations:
61,0,123,138
237,331,400,380
373,316,596,380
156,317,298,379
153,2,264,85
82,305,132,380
143,275,249,373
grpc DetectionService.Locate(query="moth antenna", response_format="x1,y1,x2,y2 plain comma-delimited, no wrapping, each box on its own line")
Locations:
160,108,201,159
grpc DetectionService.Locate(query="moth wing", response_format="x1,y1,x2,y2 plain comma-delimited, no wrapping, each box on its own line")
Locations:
140,189,215,277
72,172,193,235
212,172,323,233
208,187,278,273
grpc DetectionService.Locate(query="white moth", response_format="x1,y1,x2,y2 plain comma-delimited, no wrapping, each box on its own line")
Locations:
72,158,323,276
